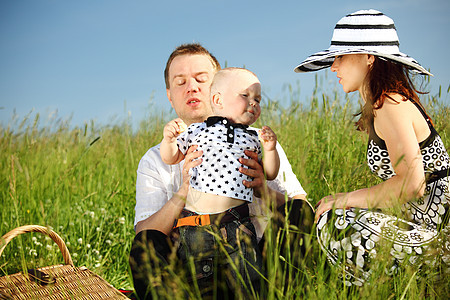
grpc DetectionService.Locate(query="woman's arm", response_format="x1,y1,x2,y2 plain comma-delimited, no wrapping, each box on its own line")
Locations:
315,98,426,220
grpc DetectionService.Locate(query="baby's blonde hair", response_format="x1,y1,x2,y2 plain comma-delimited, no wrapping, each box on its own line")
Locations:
210,67,256,94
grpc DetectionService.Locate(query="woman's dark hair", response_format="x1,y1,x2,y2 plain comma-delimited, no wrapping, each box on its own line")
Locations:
356,56,431,131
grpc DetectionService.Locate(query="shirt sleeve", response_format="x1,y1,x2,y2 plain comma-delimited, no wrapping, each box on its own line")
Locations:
134,144,182,229
249,141,307,240
177,123,201,154
177,131,190,154
267,142,306,198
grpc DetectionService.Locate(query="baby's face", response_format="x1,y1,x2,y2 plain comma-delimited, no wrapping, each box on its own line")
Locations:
221,71,261,125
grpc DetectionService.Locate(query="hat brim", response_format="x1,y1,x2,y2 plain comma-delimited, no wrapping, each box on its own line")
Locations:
294,48,433,76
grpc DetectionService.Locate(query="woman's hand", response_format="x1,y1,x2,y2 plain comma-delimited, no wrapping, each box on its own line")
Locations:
314,193,348,222
239,150,266,197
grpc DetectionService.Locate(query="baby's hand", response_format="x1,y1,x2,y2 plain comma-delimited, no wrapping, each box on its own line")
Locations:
163,118,187,141
259,126,277,151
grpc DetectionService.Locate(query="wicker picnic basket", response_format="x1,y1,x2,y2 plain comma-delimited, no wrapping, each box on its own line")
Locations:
0,225,128,299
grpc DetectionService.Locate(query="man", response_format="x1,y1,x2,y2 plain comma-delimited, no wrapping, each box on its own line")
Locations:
130,43,314,299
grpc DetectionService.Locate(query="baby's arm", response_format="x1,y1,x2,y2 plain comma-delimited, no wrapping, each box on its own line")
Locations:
259,126,280,180
160,118,187,164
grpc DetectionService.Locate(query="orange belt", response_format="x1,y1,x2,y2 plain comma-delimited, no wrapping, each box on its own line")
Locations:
173,214,211,228
173,203,250,229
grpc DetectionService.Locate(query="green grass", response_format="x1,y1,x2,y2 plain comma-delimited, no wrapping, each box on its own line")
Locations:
1,79,449,299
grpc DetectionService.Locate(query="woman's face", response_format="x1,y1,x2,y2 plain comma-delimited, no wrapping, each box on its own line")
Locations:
330,54,374,94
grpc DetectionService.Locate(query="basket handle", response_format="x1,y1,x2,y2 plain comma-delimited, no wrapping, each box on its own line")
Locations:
0,225,74,266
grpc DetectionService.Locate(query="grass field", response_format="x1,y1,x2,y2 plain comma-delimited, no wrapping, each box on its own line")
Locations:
1,79,449,299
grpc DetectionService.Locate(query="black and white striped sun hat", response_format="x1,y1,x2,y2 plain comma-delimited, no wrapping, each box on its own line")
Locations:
294,9,432,76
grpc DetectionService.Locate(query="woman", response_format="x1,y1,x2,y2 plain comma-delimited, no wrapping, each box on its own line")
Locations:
295,9,449,286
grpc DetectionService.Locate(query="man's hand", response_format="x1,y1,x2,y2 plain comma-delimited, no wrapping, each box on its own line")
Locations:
182,145,203,185
239,150,266,197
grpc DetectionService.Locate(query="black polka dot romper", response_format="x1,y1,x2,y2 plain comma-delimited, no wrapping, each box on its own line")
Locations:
316,100,450,286
177,116,261,202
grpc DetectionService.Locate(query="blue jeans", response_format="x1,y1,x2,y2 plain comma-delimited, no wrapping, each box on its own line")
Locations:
129,199,315,299
177,212,262,297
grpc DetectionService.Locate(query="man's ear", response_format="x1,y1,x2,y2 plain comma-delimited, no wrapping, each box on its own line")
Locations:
211,93,222,109
166,89,174,108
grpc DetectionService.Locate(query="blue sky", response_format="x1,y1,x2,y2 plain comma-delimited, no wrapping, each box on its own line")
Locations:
1,0,449,130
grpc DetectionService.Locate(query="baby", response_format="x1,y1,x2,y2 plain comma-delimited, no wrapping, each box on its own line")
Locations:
160,67,280,214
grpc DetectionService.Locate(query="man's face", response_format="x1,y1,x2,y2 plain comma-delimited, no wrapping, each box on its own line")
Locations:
166,54,216,125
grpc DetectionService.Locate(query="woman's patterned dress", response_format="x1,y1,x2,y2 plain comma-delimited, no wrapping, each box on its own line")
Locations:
316,100,449,286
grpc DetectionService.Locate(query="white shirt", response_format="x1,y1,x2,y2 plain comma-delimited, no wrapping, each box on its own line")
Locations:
134,131,307,239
